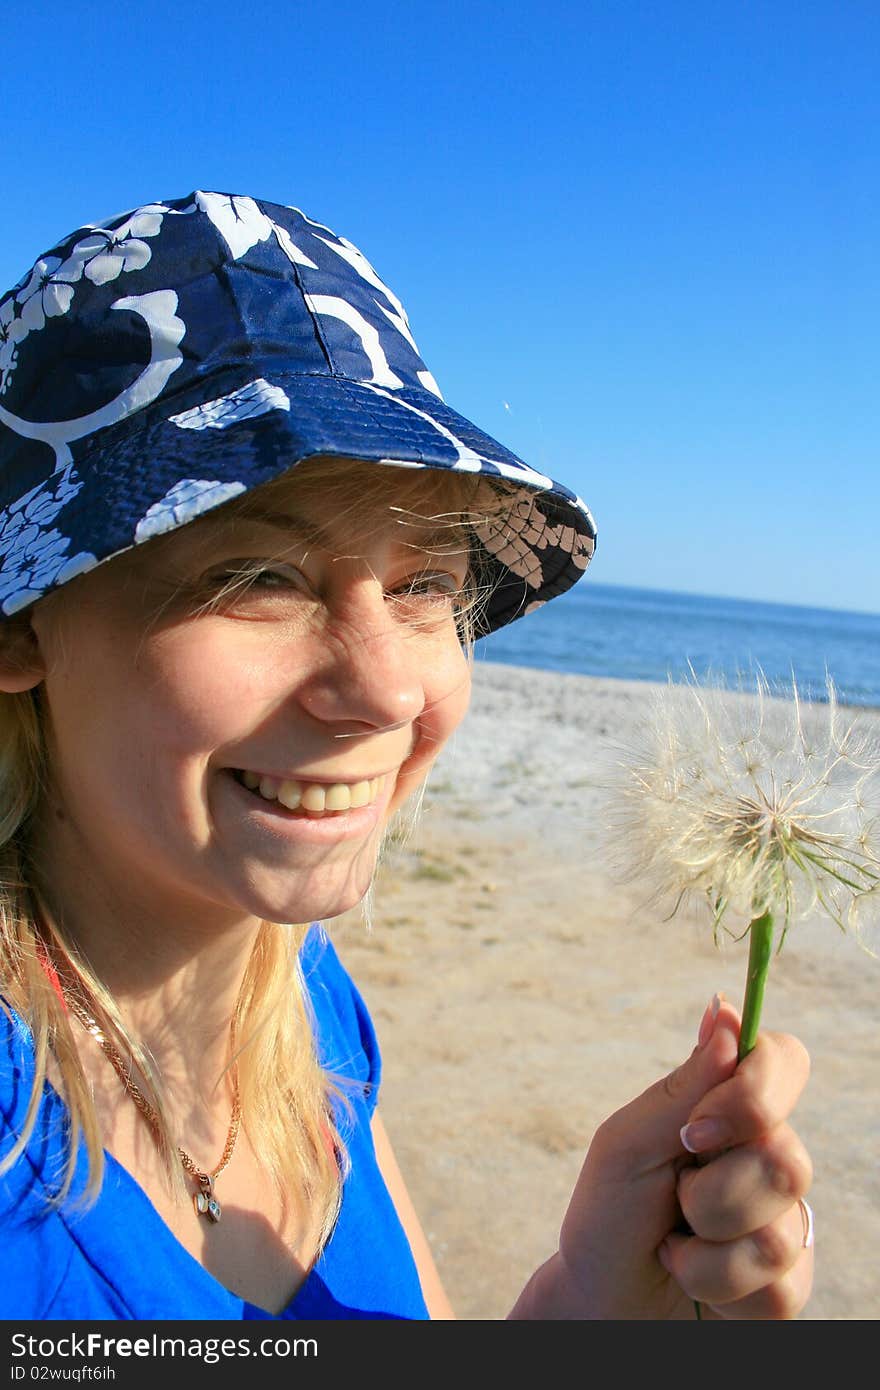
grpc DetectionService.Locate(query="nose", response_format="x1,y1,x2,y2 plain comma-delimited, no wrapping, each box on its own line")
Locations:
296,583,427,733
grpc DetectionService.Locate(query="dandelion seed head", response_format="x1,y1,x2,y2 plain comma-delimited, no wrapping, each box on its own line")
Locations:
602,670,880,949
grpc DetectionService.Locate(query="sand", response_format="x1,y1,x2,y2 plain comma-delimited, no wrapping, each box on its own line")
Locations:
331,661,879,1321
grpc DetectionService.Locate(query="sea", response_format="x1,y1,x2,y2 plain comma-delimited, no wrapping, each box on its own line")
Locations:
477,582,880,710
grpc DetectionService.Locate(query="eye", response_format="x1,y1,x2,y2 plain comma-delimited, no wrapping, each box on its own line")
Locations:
398,569,458,596
389,570,469,619
190,561,314,615
212,562,308,593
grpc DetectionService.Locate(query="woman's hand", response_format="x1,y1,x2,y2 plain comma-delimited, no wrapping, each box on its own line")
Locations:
509,997,814,1319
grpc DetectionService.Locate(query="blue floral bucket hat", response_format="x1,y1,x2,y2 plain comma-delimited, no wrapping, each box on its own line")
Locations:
0,190,596,633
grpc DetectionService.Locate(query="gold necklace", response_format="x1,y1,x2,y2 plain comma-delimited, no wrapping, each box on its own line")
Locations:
65,993,241,1224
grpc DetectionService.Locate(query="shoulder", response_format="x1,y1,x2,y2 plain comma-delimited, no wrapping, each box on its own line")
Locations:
299,925,381,1116
0,1002,68,1212
0,1006,77,1315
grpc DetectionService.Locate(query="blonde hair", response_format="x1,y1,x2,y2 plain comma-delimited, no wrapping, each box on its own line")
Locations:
0,455,519,1252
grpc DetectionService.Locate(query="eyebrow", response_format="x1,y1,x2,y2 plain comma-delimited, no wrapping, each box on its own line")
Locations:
228,508,338,550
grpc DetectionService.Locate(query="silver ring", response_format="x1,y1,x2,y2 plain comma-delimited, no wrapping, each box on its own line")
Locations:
798,1197,814,1249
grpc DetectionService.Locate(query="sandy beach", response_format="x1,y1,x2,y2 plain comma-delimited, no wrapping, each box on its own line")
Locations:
332,661,879,1321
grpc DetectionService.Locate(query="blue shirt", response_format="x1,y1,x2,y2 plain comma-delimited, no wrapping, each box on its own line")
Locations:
0,927,429,1320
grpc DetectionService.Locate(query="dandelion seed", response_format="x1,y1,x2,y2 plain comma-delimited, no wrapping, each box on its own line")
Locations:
602,669,880,1056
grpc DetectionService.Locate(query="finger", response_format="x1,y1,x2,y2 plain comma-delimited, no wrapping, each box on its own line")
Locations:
680,1029,811,1157
559,998,742,1275
591,996,740,1176
659,1201,814,1312
678,1122,813,1241
701,1243,815,1321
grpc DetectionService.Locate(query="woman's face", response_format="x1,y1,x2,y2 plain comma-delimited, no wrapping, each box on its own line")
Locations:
23,466,475,930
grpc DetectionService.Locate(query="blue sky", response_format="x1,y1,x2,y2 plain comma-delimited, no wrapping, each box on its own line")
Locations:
3,1,877,613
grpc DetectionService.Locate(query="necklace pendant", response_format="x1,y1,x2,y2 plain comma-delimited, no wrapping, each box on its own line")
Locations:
193,1174,222,1223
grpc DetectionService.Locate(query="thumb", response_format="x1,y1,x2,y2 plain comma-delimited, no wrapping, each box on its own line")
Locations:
604,995,741,1174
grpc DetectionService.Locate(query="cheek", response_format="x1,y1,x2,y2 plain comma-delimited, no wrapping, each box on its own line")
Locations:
424,646,472,744
42,631,248,784
389,642,472,812
135,628,278,741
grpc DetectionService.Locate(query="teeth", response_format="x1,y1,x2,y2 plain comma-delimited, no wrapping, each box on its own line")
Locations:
301,784,328,812
349,780,372,808
276,781,302,811
238,771,384,814
324,785,352,812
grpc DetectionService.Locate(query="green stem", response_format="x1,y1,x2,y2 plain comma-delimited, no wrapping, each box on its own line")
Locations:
691,911,775,1322
738,911,775,1060
692,912,775,1320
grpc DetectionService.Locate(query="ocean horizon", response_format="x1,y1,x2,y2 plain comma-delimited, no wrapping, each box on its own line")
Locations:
477,581,880,709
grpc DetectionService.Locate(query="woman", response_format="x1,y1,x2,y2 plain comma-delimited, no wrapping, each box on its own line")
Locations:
0,190,813,1319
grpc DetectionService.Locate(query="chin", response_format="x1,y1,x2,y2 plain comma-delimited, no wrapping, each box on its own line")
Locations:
243,866,378,929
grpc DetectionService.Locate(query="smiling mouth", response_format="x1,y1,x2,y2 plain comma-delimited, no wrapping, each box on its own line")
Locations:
231,769,387,816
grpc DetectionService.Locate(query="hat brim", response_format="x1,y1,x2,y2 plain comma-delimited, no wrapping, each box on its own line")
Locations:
8,372,596,633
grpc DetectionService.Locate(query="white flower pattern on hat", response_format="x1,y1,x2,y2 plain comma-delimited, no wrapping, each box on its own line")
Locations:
16,256,80,333
135,479,247,544
195,192,275,260
0,300,28,396
0,206,171,395
0,469,96,616
168,379,291,431
197,191,320,271
66,217,160,287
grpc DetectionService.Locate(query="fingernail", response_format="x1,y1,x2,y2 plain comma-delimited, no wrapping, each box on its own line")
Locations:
680,1117,729,1154
697,992,723,1048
